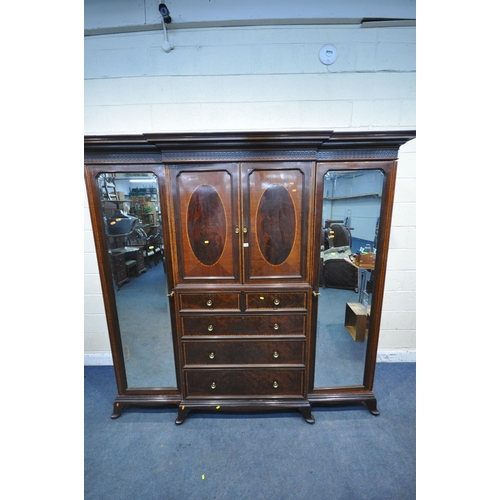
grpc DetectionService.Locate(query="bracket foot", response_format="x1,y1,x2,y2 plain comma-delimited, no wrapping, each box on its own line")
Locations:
175,406,191,425
299,407,315,424
365,399,380,416
111,402,126,419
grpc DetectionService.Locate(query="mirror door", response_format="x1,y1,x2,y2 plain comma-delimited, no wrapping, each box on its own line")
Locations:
87,167,179,391
312,162,392,390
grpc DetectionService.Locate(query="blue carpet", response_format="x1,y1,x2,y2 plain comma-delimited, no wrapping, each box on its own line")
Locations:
85,363,415,499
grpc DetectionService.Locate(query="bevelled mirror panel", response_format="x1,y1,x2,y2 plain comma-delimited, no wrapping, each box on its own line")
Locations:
98,172,177,389
314,169,384,388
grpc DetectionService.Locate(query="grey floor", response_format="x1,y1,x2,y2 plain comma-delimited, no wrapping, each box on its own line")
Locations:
85,362,416,499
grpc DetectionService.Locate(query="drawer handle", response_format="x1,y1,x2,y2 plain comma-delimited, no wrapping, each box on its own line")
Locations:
209,352,215,360
273,381,279,389
273,298,280,306
207,324,214,332
243,226,248,234
206,299,213,307
210,382,216,390
273,323,279,330
273,351,279,359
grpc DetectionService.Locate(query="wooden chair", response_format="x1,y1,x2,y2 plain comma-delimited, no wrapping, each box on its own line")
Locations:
144,235,160,268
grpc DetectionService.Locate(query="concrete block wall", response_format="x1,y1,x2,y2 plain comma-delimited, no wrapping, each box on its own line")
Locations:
84,24,416,363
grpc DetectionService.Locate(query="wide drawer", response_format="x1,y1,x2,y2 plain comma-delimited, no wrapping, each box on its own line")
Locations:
181,314,306,337
245,291,307,310
178,292,241,311
183,340,305,366
184,368,304,397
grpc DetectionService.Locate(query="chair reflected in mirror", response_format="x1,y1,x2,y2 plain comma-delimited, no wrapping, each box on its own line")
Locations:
130,227,163,269
321,221,358,292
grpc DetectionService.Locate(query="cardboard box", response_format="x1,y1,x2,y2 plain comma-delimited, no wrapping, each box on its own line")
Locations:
345,302,368,342
355,253,375,268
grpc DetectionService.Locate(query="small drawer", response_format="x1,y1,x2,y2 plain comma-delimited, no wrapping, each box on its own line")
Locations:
115,270,127,281
245,292,307,310
179,293,240,311
183,340,305,366
181,314,306,337
184,368,304,397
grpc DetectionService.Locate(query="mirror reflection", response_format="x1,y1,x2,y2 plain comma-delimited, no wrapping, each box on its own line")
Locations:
98,172,176,389
315,169,384,388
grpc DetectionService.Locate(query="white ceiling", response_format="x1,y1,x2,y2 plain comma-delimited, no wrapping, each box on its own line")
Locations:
85,0,416,35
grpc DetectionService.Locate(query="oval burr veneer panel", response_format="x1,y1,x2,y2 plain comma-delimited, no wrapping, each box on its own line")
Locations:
187,185,227,266
256,184,296,266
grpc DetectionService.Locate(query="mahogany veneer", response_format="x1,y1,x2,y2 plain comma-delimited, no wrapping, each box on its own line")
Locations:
84,130,415,424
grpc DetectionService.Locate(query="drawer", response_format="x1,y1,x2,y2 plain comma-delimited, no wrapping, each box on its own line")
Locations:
179,293,241,311
114,260,126,271
115,269,127,281
184,368,304,397
245,292,307,310
183,340,305,366
181,314,306,337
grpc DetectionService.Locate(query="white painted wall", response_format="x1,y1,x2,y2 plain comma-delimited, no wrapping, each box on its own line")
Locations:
84,22,416,363
84,0,416,33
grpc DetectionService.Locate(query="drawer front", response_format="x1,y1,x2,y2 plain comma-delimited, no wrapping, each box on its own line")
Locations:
245,292,307,310
115,269,127,281
184,340,305,366
179,292,240,311
114,260,126,272
111,253,125,264
184,369,304,397
136,251,145,266
181,314,305,337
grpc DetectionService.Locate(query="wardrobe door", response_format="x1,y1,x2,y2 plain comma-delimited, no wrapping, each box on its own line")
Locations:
171,164,241,282
241,163,311,282
310,161,395,393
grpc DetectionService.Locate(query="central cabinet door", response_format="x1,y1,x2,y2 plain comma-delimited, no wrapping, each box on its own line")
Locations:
171,162,311,284
241,163,310,282
172,164,241,282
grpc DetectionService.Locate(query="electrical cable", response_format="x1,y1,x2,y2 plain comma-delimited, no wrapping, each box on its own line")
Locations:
161,17,173,52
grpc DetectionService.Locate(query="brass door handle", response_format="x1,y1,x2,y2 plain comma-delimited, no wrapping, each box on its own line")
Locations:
210,382,216,389
207,325,214,332
273,323,279,330
273,298,280,306
209,352,215,360
312,291,321,297
206,299,213,307
273,351,279,359
273,381,279,389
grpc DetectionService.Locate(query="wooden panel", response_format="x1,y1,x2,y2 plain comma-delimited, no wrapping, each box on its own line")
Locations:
183,340,305,365
178,292,241,311
187,184,227,266
181,314,306,337
242,163,310,282
245,291,307,310
256,184,296,265
172,165,240,282
184,368,304,397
